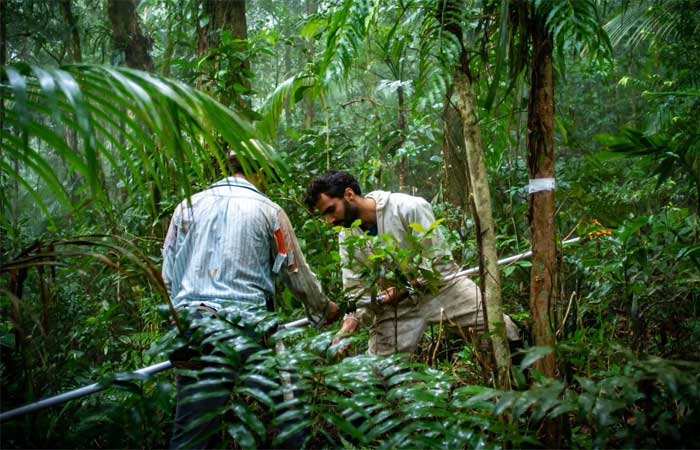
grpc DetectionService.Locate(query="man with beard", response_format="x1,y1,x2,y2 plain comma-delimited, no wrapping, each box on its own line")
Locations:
304,170,519,356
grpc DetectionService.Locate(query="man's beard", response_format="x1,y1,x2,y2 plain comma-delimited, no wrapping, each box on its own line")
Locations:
341,199,361,228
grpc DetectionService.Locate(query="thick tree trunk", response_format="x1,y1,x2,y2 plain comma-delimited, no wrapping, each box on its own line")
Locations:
527,13,558,380
197,0,250,109
527,12,561,448
107,0,153,70
454,64,512,390
59,0,81,63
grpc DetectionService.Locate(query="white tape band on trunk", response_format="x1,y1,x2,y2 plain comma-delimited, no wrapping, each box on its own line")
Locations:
527,178,556,194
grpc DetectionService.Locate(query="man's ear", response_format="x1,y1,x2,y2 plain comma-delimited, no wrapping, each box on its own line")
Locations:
344,187,355,201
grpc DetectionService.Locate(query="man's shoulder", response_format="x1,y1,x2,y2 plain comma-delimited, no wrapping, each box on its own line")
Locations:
379,192,430,212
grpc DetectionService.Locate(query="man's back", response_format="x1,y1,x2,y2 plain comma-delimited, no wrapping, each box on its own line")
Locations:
163,177,280,310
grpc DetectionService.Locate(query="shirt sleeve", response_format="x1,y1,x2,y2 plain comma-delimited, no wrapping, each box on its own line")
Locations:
162,204,181,298
275,209,331,325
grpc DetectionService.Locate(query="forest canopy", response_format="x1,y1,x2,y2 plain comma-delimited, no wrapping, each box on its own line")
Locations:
1,0,699,448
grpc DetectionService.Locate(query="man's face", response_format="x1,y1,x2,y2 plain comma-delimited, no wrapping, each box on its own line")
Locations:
316,192,360,228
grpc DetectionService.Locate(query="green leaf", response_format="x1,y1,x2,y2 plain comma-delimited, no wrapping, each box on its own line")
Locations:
227,424,256,448
520,346,555,369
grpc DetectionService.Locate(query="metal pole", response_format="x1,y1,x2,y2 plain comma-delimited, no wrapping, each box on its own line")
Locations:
0,237,582,422
285,237,582,329
0,361,173,422
445,236,581,280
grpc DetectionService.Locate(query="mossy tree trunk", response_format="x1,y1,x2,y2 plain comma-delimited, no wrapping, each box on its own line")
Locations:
454,53,512,390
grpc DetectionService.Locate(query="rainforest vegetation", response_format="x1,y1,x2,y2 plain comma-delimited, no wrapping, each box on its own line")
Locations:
1,0,699,448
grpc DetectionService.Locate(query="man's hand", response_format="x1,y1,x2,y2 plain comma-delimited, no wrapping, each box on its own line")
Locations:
332,316,359,354
324,301,340,324
376,286,409,305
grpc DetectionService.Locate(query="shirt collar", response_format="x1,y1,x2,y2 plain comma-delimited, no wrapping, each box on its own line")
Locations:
209,176,260,193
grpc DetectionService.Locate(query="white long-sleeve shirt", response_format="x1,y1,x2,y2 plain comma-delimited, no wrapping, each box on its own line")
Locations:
162,176,329,324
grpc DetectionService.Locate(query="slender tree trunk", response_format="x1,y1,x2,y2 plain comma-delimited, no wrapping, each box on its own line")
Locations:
397,84,407,192
527,11,561,448
441,87,470,211
439,0,511,389
454,60,511,390
107,0,153,70
1,0,5,137
59,0,81,63
283,41,292,129
59,0,80,160
160,8,180,78
304,0,317,128
1,0,17,230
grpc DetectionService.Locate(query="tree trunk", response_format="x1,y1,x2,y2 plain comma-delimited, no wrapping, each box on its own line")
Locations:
397,84,408,192
1,0,6,136
441,87,470,211
160,7,181,77
196,0,250,109
303,0,317,128
527,10,558,380
59,0,81,63
527,11,561,448
107,0,153,70
1,0,16,229
454,61,511,390
59,0,80,158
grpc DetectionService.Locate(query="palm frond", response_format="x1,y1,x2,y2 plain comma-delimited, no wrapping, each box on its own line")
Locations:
535,0,612,62
604,0,689,51
318,0,371,86
1,63,285,225
413,2,461,111
256,72,317,142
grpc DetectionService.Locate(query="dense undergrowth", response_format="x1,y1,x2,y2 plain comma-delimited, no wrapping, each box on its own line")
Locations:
2,0,700,448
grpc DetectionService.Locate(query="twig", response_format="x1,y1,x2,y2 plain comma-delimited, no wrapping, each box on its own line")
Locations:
556,290,576,337
431,308,445,366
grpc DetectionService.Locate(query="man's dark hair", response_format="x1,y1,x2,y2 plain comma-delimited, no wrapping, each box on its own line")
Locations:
226,151,245,175
305,171,362,210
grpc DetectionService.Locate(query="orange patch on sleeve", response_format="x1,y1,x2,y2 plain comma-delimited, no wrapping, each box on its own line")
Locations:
274,228,297,271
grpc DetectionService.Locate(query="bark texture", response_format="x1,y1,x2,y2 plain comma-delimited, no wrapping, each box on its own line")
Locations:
107,0,153,70
527,11,561,448
60,0,81,63
527,13,558,379
441,90,470,211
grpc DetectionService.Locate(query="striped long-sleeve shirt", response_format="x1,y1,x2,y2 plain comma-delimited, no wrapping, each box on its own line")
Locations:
162,176,329,324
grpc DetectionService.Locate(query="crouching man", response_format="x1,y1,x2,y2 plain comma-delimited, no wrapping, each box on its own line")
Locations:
305,171,519,356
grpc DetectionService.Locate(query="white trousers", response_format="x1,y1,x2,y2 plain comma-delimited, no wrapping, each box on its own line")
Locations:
367,276,520,355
